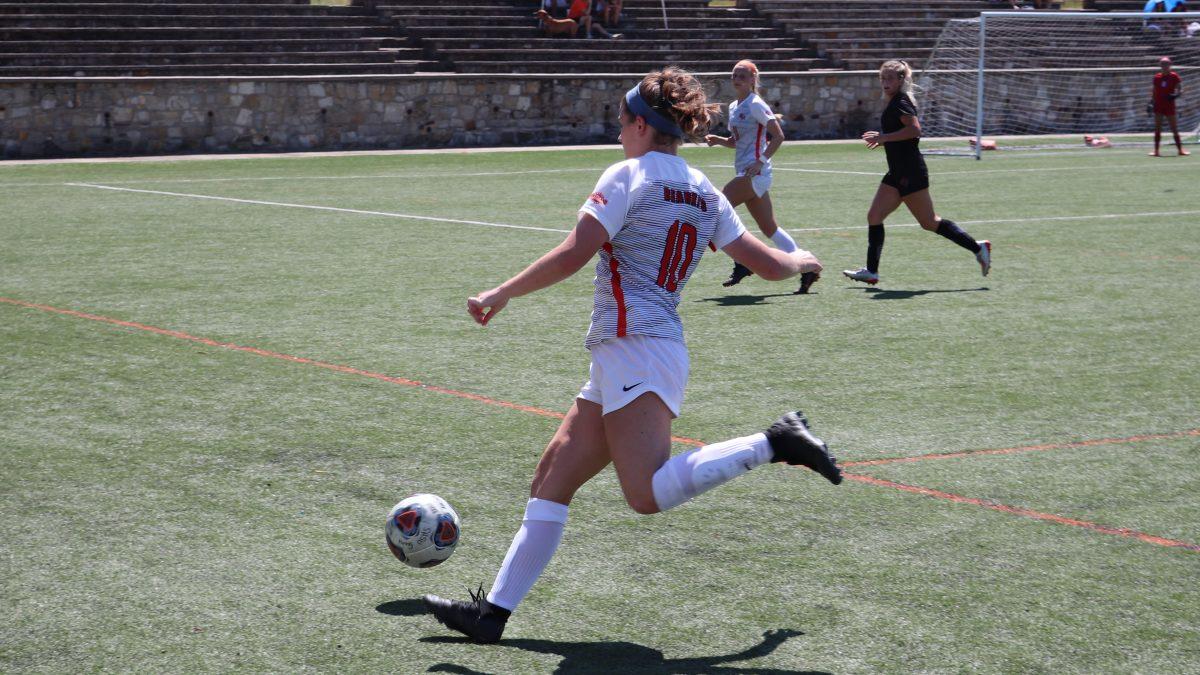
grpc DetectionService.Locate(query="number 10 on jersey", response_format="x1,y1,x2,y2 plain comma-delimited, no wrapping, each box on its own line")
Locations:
656,220,698,292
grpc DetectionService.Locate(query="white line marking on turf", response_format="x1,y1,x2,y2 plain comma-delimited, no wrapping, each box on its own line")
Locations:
66,183,572,234
718,163,1193,177
6,153,1186,189
786,210,1200,233
769,167,880,176
66,182,1200,237
4,167,607,189
705,164,878,175
938,163,1196,175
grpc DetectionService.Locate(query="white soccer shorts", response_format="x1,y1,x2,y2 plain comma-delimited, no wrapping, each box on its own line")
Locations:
577,334,688,418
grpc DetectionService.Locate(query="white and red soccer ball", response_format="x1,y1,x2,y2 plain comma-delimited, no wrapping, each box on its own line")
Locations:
385,493,461,568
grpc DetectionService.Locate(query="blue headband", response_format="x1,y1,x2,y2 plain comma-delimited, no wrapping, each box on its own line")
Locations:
625,85,684,138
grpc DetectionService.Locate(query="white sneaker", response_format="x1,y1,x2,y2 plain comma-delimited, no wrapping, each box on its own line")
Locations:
975,240,991,277
842,268,879,285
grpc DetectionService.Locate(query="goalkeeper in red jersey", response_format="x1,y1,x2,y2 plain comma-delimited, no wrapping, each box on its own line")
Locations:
1149,57,1190,157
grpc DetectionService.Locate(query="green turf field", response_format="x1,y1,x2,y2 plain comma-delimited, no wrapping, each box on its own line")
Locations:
2,141,1197,673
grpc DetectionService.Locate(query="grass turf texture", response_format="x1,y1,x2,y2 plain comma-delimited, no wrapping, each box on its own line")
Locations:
2,142,1198,673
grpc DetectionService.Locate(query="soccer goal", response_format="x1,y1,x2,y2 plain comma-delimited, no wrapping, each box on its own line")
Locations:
917,11,1200,158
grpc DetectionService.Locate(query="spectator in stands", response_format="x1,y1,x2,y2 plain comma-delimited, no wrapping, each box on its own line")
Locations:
1149,56,1190,156
602,0,623,27
569,0,622,38
844,60,991,286
1173,2,1192,36
542,0,570,19
704,60,818,294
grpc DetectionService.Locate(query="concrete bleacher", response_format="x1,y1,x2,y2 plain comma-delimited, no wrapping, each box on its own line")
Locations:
0,0,438,76
0,0,1084,78
380,0,827,73
1090,1,1155,9
747,0,996,70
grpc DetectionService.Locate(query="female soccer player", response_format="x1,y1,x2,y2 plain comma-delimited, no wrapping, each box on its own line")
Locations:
843,60,991,286
1149,56,1189,157
423,67,841,644
704,60,817,294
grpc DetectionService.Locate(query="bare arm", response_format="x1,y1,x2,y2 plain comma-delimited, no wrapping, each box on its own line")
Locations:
704,134,736,148
862,114,921,148
742,117,787,177
762,117,785,160
467,214,609,325
721,232,821,281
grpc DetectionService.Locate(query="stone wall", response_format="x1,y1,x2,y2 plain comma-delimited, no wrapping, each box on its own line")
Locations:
0,72,884,159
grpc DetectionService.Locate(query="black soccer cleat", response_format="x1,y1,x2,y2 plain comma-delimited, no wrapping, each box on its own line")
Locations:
722,262,754,287
794,271,820,295
765,411,843,485
422,584,510,644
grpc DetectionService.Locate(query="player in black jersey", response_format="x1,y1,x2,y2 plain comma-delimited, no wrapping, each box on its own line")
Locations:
843,60,991,286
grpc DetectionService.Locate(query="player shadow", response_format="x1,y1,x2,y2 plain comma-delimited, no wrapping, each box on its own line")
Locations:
375,598,429,616
422,628,829,675
855,286,989,300
695,292,812,306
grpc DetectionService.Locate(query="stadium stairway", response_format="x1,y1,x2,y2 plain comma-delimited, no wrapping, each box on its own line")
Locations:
745,0,998,70
378,0,829,74
1,0,1130,79
0,0,440,76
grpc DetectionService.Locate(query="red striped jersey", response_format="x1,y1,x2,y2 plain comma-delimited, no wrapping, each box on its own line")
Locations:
728,93,775,176
578,151,746,348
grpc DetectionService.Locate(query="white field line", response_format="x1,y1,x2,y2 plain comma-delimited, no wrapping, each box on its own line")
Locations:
68,181,1199,237
713,163,1194,177
4,153,1183,189
3,167,606,189
786,209,1200,233
66,183,573,234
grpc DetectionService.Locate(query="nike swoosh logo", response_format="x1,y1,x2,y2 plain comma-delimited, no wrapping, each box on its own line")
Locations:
622,382,643,392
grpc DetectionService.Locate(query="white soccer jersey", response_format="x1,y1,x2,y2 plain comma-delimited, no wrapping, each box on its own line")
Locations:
728,93,775,176
578,151,747,348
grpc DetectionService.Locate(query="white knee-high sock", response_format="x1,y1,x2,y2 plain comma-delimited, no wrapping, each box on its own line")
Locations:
769,228,798,253
650,433,773,512
486,498,568,611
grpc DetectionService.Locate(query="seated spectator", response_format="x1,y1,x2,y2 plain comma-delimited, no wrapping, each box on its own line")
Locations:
569,0,621,39
602,0,623,27
542,0,569,19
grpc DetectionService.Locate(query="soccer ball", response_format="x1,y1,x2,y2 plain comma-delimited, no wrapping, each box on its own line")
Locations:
385,493,461,568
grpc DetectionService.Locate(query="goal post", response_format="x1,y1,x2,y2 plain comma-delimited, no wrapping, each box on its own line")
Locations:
918,11,1200,158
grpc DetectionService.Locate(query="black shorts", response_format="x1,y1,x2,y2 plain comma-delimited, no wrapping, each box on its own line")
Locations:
881,169,929,197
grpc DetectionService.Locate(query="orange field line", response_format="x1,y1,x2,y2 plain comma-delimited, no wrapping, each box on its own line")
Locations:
4,296,1195,552
0,297,705,447
842,429,1200,467
844,473,1200,552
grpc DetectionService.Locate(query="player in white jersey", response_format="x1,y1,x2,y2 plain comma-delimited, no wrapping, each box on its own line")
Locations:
423,67,842,644
705,60,817,294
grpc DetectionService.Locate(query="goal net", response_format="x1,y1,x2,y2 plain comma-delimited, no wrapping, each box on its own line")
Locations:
918,11,1200,157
